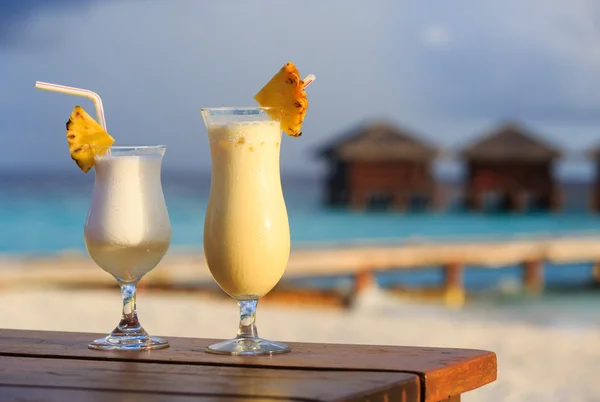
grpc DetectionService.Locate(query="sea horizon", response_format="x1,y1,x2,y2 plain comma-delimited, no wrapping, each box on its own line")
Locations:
1,169,599,255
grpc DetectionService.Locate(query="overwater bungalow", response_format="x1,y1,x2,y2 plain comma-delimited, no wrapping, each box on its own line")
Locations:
318,120,438,210
461,122,562,212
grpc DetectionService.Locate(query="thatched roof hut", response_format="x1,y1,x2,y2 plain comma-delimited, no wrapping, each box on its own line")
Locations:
461,122,562,211
319,120,438,162
461,122,561,162
318,120,439,210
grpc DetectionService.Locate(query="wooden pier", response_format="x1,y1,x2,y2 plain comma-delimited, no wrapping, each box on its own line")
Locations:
2,234,600,307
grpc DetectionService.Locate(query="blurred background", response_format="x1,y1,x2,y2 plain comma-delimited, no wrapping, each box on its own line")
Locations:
2,1,600,400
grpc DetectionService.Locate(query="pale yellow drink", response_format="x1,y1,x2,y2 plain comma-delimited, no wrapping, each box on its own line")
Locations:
204,121,291,298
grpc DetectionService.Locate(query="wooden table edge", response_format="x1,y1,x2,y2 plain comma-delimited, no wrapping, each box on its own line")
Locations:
0,328,497,401
424,351,497,401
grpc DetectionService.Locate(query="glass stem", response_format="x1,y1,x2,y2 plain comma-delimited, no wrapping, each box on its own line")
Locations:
236,298,259,339
116,282,143,334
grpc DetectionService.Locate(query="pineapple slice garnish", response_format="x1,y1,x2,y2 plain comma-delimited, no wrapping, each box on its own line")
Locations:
65,106,115,173
254,62,308,137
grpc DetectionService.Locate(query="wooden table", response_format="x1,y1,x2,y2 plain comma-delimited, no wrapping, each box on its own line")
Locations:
0,329,496,401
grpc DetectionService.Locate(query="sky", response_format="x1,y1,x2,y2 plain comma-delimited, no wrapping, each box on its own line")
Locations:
2,0,600,179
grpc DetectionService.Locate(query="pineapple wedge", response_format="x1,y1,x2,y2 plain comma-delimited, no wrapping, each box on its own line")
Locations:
254,62,308,137
65,106,115,173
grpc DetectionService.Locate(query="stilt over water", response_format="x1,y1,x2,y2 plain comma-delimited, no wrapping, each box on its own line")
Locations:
522,259,544,295
443,262,465,308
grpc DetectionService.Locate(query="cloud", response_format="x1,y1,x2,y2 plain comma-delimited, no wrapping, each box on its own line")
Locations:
412,1,600,125
421,25,452,47
2,0,600,179
0,0,415,174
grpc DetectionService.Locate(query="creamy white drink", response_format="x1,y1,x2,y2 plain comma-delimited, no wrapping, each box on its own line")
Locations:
204,120,291,298
84,151,171,283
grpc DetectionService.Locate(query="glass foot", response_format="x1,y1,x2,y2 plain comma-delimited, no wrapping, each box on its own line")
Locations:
205,337,291,356
88,333,169,351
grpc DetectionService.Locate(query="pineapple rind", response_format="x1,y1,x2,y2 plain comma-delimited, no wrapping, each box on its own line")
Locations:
66,106,115,173
254,62,308,137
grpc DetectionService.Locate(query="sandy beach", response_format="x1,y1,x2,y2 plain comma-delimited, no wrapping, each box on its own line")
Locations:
0,286,598,402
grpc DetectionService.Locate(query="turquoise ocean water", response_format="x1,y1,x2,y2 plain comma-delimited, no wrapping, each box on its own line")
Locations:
1,171,599,314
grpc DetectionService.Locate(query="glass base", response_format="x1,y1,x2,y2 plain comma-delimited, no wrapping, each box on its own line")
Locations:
88,333,169,351
205,337,291,356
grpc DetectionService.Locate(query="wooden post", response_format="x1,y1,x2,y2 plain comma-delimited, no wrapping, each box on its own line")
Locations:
354,268,375,293
589,189,597,212
594,162,600,212
549,186,562,212
466,187,483,211
592,262,600,285
442,262,465,308
393,191,407,212
344,268,376,308
325,184,339,206
590,187,600,213
522,259,544,295
429,184,443,211
350,189,368,211
509,190,527,212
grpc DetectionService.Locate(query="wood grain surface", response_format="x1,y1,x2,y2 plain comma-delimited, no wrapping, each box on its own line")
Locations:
0,329,496,401
0,355,420,402
0,386,281,402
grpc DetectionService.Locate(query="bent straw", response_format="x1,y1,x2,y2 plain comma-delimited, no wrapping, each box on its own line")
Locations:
303,74,316,89
35,81,107,131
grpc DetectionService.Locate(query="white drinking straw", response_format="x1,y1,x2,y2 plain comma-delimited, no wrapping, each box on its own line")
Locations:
303,74,316,89
35,81,107,130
